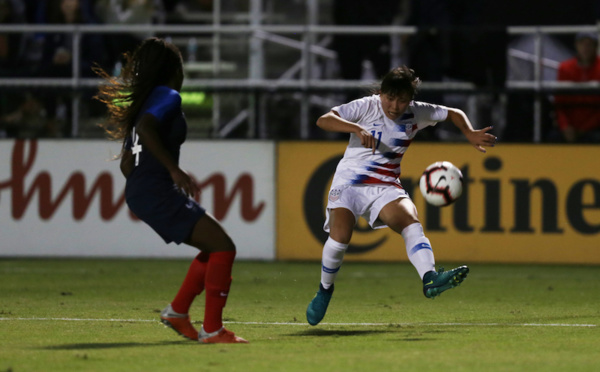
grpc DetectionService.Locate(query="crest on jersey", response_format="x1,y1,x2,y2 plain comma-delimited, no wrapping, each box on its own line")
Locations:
397,123,414,136
328,188,343,202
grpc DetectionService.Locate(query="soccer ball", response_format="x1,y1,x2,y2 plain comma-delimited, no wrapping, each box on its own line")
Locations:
419,161,463,207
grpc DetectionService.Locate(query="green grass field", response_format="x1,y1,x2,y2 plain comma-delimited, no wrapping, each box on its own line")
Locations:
1,259,599,372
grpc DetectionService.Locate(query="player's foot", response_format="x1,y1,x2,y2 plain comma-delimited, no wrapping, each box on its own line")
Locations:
199,327,249,344
160,304,199,340
423,266,469,299
306,283,334,326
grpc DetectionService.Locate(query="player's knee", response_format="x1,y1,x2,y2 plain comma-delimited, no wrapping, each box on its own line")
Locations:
225,236,236,252
329,231,352,245
389,216,420,234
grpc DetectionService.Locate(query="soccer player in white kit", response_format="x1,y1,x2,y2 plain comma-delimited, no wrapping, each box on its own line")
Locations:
306,66,497,326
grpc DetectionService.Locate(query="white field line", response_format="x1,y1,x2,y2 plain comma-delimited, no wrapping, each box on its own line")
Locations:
0,317,596,328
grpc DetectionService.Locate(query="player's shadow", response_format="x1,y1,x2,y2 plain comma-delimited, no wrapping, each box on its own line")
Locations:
291,327,444,342
291,329,392,337
40,340,191,350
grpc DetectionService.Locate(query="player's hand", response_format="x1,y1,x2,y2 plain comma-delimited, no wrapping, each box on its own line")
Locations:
170,168,199,197
356,129,377,154
466,126,497,153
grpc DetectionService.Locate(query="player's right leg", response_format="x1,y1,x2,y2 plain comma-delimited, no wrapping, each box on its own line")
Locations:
306,208,354,326
184,213,247,343
379,198,469,298
160,303,200,341
160,250,210,340
422,266,469,299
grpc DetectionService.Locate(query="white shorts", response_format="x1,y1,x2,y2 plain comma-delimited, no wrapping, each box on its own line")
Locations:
323,184,410,232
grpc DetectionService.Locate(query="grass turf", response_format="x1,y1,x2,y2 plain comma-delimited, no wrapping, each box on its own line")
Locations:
0,259,599,372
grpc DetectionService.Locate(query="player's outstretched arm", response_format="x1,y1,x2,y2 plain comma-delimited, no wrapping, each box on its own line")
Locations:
317,111,377,153
316,111,361,133
446,108,497,153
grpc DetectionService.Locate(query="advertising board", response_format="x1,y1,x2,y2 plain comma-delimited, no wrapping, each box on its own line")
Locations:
0,140,275,259
277,142,600,264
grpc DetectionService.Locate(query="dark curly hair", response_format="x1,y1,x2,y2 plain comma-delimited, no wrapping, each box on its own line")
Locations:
93,37,183,155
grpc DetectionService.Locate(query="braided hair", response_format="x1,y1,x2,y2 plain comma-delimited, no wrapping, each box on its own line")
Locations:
94,37,183,154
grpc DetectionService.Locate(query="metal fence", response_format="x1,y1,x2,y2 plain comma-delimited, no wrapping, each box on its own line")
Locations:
0,18,598,141
506,24,600,142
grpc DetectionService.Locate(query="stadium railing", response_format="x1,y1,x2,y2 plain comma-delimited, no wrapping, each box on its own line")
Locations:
0,22,598,141
507,24,600,142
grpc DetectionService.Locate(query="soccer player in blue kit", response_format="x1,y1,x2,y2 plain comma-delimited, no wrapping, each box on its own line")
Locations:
94,38,247,343
306,66,497,326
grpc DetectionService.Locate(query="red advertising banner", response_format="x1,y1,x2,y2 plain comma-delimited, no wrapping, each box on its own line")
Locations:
0,139,275,259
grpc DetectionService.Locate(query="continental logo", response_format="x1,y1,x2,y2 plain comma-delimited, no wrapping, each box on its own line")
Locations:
303,155,387,254
303,155,600,254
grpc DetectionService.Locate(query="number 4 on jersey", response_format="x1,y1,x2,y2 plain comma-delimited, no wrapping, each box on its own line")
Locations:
131,127,142,166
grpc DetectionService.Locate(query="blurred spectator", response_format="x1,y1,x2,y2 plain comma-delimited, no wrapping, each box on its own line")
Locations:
168,0,211,21
332,0,401,81
95,0,165,71
0,0,48,138
161,0,181,14
404,0,507,87
0,0,27,75
31,0,108,137
23,0,38,22
551,32,600,143
96,0,164,26
0,91,46,138
404,0,452,84
0,0,46,76
35,0,107,77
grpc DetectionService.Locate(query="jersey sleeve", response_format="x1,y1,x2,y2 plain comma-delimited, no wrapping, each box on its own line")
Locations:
332,96,375,123
412,101,449,128
142,86,182,123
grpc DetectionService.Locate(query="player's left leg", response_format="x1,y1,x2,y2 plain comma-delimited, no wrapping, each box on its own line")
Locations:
306,236,347,326
378,198,469,298
160,251,209,340
185,213,248,343
307,207,355,326
379,198,435,278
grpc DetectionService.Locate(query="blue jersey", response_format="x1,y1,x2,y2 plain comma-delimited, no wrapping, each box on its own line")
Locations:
126,85,186,187
123,85,205,244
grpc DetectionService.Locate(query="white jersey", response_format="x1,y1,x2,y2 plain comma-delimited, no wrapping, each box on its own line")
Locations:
330,94,448,188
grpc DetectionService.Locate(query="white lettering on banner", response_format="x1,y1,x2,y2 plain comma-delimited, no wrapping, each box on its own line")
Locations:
0,140,275,259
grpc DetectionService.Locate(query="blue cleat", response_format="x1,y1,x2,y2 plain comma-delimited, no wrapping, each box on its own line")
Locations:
306,283,334,326
423,266,469,299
